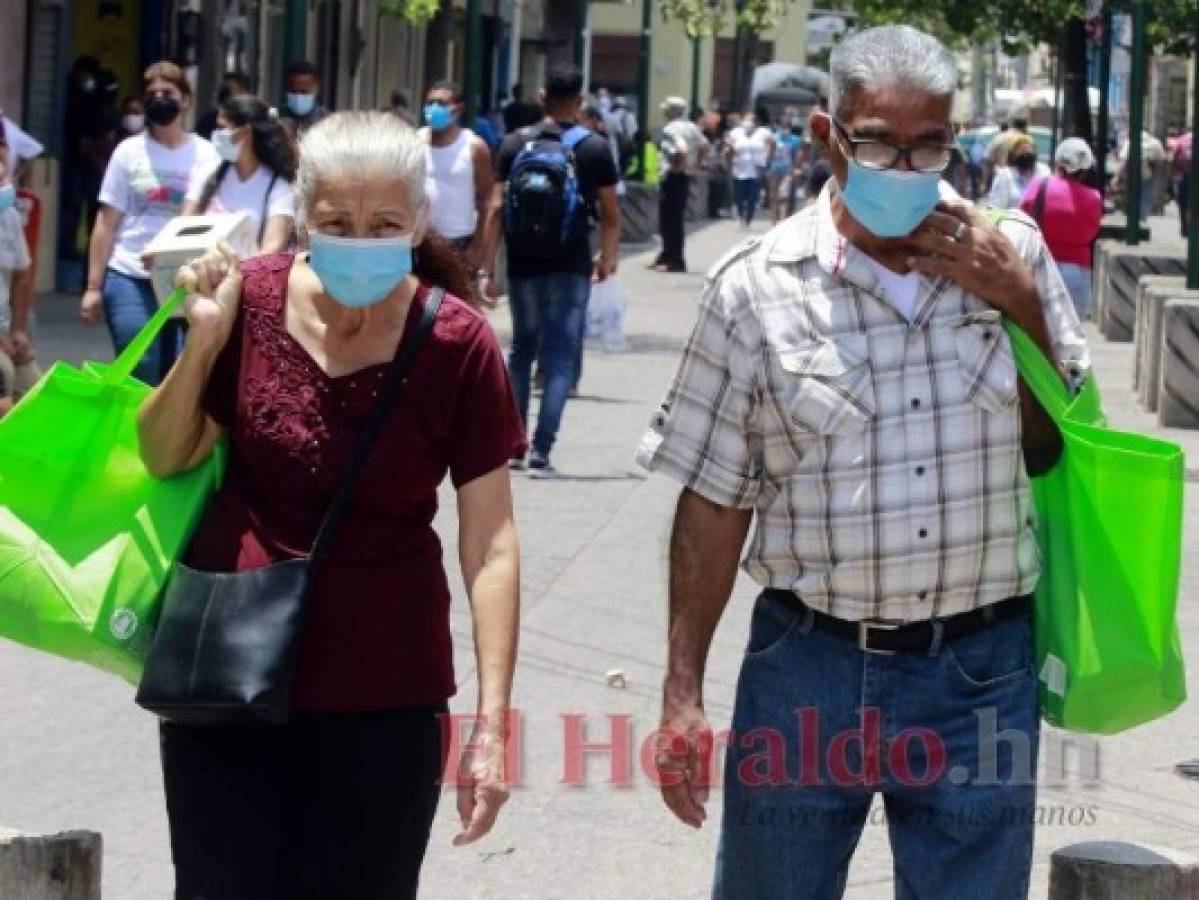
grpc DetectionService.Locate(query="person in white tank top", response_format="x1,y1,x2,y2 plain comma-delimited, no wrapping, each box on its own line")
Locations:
420,80,494,270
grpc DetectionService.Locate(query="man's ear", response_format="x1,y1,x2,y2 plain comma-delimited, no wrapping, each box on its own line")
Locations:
808,109,831,145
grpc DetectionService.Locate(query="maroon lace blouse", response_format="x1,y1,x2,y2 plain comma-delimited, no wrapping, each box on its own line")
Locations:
184,253,526,711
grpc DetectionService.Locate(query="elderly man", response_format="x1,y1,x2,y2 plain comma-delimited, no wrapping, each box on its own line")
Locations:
652,97,709,273
638,25,1088,898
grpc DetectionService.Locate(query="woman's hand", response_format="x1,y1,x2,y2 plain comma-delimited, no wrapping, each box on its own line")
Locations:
453,717,511,846
175,242,243,350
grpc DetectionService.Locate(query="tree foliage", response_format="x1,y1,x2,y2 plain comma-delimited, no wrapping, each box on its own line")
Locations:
657,0,798,39
855,0,1196,55
378,0,441,26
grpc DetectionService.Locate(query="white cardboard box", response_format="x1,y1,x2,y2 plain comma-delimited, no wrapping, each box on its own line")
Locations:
141,212,254,305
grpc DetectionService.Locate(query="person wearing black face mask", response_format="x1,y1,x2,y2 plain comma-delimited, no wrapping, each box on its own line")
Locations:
987,134,1050,209
80,60,220,386
197,71,251,140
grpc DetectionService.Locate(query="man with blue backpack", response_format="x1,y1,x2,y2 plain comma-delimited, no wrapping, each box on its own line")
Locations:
480,66,622,476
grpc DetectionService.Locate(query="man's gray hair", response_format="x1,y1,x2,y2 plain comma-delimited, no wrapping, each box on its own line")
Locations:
829,25,957,118
296,111,427,230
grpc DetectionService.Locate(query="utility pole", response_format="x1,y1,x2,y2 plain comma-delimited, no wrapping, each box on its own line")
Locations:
636,0,653,179
691,34,702,116
1097,6,1112,200
575,0,589,72
1125,0,1147,245
1188,38,1199,289
465,0,483,123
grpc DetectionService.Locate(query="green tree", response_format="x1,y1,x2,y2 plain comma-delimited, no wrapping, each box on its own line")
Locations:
659,0,802,107
855,0,1196,143
378,0,441,25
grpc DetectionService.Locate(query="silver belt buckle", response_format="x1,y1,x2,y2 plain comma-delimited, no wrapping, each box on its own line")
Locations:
858,619,902,655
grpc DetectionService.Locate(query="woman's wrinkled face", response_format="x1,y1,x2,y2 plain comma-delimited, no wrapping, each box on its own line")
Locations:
308,174,427,242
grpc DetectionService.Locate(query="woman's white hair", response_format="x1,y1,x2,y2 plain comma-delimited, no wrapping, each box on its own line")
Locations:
829,25,958,118
295,111,427,229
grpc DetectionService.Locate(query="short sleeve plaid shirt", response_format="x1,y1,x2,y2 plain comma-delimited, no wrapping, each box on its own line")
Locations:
637,187,1090,622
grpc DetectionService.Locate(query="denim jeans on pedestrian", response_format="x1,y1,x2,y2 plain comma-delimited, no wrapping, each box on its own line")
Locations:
508,272,591,458
1057,263,1093,321
733,177,762,225
102,268,186,386
713,590,1040,900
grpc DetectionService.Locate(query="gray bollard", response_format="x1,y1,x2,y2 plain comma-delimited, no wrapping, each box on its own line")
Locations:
0,829,101,900
1049,841,1199,899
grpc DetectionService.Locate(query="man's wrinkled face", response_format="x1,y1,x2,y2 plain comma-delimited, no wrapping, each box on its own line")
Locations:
813,85,953,189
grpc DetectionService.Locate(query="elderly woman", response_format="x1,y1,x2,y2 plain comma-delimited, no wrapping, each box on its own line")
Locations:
137,111,524,899
1020,137,1103,319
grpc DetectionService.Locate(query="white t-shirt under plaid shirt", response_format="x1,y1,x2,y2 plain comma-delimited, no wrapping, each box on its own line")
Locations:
637,186,1090,623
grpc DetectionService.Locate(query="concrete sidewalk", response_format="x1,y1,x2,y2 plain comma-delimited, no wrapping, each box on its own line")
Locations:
1,218,1196,898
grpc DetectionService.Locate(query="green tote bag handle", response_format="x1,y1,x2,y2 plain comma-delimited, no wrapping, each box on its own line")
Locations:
1001,320,1071,422
101,287,187,386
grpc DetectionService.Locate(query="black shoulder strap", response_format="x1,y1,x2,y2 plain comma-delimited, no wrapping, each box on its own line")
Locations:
309,287,445,561
259,172,280,246
1032,176,1050,225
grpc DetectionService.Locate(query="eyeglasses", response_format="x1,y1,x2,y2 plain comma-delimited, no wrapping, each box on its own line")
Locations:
832,119,954,174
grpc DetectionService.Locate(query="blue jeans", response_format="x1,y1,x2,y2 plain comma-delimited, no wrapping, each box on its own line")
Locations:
714,591,1040,899
102,268,186,386
1057,263,1092,321
507,273,590,457
733,177,761,224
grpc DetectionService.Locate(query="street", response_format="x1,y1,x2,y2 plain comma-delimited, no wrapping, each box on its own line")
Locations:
1,216,1197,899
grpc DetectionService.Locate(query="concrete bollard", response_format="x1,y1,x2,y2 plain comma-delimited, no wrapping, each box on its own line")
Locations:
0,829,101,900
1049,841,1199,899
619,182,658,245
1093,241,1186,342
1159,299,1199,429
1134,279,1199,411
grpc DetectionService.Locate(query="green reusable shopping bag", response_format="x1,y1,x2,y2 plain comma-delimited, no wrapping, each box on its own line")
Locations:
0,288,224,684
1004,322,1187,734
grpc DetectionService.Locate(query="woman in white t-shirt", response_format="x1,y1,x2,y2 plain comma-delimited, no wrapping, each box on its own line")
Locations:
80,61,219,385
181,95,297,253
725,108,775,227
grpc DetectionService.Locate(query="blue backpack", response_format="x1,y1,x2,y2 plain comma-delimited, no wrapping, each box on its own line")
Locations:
503,125,591,259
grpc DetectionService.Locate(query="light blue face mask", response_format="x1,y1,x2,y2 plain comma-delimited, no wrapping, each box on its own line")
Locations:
838,159,942,238
0,183,15,214
308,232,414,308
287,92,316,117
424,102,454,131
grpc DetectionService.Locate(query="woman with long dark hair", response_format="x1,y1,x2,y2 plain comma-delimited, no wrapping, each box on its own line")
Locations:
138,111,522,899
181,94,297,252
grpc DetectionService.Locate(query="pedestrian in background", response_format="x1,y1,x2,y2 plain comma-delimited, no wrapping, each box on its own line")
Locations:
196,71,251,141
481,66,621,476
0,152,37,417
726,107,773,227
181,95,298,254
988,133,1049,209
419,80,494,269
766,117,801,223
80,61,219,386
1174,129,1192,237
652,96,708,273
139,111,523,899
117,96,146,140
280,61,329,139
1020,137,1102,320
641,25,1087,898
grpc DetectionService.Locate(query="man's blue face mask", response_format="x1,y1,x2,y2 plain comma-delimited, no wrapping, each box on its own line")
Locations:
832,121,944,238
424,102,455,132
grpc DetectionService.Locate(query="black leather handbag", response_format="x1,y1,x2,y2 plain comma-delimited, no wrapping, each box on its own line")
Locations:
136,288,445,726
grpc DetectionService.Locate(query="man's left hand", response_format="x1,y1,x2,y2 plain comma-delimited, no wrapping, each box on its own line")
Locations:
9,330,33,366
594,253,617,282
907,202,1038,316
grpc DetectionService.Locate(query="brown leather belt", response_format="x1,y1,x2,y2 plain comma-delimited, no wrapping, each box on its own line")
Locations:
764,590,1032,655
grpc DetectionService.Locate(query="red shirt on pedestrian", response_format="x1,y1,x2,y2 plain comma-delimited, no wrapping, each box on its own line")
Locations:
185,253,527,711
1019,174,1102,269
